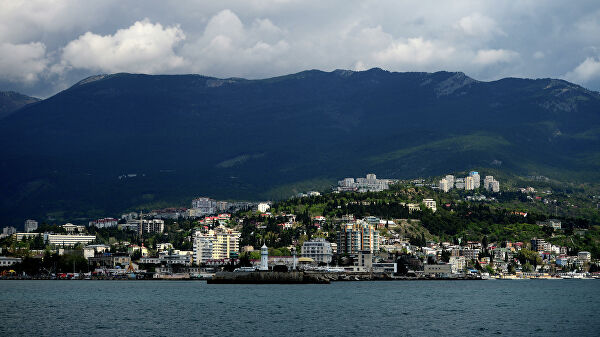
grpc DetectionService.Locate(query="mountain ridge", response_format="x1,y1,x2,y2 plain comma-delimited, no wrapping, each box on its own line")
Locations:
0,68,598,224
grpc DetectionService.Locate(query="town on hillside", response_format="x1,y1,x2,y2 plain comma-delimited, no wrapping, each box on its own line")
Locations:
1,171,600,281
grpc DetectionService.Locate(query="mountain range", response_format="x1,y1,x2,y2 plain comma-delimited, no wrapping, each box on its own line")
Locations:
0,91,39,120
1,68,599,224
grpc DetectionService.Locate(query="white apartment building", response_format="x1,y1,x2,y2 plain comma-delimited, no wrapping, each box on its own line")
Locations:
45,234,96,247
191,197,217,216
578,251,591,263
423,199,437,212
193,236,214,265
193,225,241,261
465,176,475,190
439,178,452,192
24,219,38,233
257,203,271,213
469,171,481,189
142,219,165,234
301,238,333,264
449,256,466,273
88,218,118,228
484,176,500,192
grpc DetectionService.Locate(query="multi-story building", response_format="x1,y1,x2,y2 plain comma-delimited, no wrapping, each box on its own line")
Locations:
88,253,131,268
531,238,548,252
484,176,500,192
578,251,591,263
423,199,437,212
465,176,475,190
142,219,165,234
337,222,380,254
337,174,395,193
449,256,466,273
88,218,118,228
193,225,240,261
45,234,96,247
2,226,17,236
301,238,333,264
257,203,271,213
469,171,481,189
439,178,452,192
191,197,217,216
462,248,481,261
193,236,214,265
24,220,38,233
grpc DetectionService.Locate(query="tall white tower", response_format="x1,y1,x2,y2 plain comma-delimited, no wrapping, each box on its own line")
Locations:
259,244,269,271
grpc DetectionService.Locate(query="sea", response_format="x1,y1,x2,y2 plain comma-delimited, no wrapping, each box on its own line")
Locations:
1,280,599,336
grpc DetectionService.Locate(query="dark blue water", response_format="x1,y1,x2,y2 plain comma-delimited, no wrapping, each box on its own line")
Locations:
1,280,599,336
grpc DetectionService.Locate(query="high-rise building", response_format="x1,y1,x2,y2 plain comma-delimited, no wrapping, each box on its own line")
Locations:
337,222,380,254
301,238,333,264
191,197,217,215
193,225,241,260
465,176,475,190
24,219,38,233
192,236,213,265
439,178,451,192
484,176,500,192
469,171,481,189
257,203,271,213
143,219,165,234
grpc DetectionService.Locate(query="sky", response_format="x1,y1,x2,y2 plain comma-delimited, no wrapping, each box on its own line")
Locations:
1,0,600,97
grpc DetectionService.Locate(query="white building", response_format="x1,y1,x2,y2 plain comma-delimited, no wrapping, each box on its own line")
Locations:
193,225,240,260
0,256,22,266
449,256,466,274
439,178,452,192
2,226,17,236
89,218,118,228
301,238,333,264
191,197,217,216
257,203,271,213
469,171,481,189
193,237,214,265
45,234,96,247
578,251,591,263
62,223,85,233
423,199,437,212
24,220,38,233
142,219,165,234
337,174,395,192
465,176,475,190
484,176,500,192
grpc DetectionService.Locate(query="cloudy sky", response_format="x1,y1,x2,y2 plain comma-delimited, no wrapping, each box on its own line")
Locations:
1,0,600,97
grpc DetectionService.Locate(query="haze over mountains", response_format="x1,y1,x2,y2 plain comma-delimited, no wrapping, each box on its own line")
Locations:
1,68,599,224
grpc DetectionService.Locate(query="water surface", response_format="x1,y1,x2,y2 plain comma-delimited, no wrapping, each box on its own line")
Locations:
1,280,598,336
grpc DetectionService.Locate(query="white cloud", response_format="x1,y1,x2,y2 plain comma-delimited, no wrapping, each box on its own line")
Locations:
564,57,600,83
2,1,600,95
533,51,545,59
456,13,504,38
474,49,518,65
0,42,48,83
60,19,185,73
374,37,456,67
181,10,290,76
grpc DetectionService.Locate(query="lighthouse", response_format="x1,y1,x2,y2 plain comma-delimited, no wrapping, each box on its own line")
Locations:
259,244,269,271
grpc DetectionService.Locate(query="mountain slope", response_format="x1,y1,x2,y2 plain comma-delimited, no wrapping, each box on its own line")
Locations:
0,68,599,224
0,91,40,119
